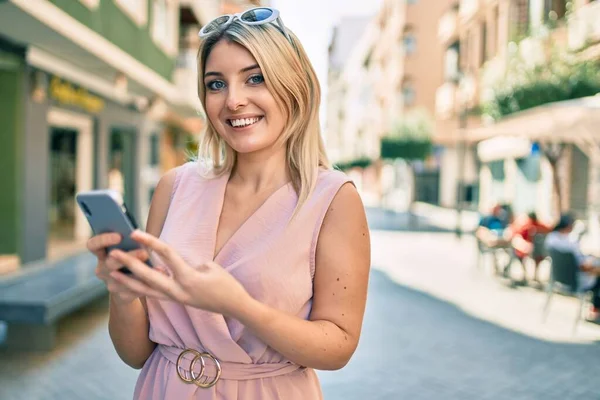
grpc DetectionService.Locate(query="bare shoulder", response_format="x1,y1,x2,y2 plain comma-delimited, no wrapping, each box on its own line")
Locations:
315,180,370,280
320,182,369,239
145,167,181,237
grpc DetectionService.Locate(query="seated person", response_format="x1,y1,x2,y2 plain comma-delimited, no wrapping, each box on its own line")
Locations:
476,204,513,273
476,204,511,248
545,214,600,323
510,212,552,282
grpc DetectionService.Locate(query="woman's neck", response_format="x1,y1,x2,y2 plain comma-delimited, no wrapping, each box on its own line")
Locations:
230,146,290,193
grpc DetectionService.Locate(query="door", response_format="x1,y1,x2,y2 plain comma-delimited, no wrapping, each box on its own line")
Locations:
46,108,93,260
109,128,136,214
48,128,78,244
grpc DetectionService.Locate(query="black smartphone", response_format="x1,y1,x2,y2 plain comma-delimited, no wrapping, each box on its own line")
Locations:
76,189,153,273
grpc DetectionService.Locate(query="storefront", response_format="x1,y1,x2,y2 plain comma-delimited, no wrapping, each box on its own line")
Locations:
19,69,163,264
0,43,26,274
470,96,600,226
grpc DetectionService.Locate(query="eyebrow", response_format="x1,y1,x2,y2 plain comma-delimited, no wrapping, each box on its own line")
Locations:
204,64,261,79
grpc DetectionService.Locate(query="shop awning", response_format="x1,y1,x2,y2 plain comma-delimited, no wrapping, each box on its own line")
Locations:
477,136,532,163
468,96,600,146
0,0,203,119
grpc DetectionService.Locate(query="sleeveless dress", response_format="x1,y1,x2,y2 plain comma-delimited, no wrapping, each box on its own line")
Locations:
133,162,352,400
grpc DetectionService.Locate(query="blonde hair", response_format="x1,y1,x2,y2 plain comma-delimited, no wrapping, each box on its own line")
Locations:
196,20,330,216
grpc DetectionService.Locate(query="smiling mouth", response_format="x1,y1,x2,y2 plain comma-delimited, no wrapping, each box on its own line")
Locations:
227,116,263,128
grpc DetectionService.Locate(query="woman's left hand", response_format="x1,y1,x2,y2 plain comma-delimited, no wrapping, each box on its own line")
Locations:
108,230,250,317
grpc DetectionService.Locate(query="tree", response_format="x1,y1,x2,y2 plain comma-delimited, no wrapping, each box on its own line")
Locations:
540,143,565,215
483,43,600,121
380,109,433,220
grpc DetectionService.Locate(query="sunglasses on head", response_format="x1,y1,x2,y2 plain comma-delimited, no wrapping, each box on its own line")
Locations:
198,7,292,45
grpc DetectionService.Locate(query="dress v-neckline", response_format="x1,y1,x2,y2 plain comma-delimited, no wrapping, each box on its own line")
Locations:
211,171,292,263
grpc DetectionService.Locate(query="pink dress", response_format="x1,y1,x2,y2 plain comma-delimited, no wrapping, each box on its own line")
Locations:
134,162,352,399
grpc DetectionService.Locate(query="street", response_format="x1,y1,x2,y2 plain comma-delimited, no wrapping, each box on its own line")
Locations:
1,208,600,399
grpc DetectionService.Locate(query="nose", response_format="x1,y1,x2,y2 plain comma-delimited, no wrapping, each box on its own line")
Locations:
225,86,248,111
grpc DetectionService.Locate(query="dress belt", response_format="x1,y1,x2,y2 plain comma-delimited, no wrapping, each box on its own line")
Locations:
158,344,303,383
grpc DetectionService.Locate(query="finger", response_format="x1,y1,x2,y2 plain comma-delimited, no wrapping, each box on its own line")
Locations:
110,271,171,301
106,248,149,271
87,233,122,258
131,230,188,276
128,248,150,261
110,249,184,300
105,254,126,272
154,265,171,276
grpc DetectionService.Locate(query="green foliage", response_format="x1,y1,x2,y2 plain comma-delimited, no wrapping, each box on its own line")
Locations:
380,109,432,161
333,157,373,171
483,45,600,120
380,138,431,160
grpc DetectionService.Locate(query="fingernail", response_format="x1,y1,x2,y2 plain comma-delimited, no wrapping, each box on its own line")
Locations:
109,249,121,257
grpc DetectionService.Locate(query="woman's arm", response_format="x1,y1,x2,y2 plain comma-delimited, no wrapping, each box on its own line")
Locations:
111,181,370,370
235,182,371,370
108,169,177,369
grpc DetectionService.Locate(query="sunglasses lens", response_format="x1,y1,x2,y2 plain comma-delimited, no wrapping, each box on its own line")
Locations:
202,15,230,34
241,8,274,23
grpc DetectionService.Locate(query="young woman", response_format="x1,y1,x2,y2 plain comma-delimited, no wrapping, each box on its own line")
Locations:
86,7,370,399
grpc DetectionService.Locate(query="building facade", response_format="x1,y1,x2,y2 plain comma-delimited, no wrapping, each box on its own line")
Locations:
435,0,600,228
326,0,455,206
0,0,263,274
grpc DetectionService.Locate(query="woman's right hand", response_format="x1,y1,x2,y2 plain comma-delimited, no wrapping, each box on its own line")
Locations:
87,233,150,306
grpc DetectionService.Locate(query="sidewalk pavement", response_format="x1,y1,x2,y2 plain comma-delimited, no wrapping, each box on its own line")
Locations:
364,203,479,234
1,211,600,399
370,229,600,344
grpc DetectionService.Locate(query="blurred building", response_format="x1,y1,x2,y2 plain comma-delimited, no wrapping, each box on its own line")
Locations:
326,0,454,206
326,16,370,163
0,0,263,274
436,0,600,224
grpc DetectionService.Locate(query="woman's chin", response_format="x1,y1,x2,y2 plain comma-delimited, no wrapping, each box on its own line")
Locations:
229,138,272,155
230,143,267,155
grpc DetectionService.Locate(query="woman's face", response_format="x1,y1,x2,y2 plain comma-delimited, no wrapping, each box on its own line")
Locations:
203,40,286,156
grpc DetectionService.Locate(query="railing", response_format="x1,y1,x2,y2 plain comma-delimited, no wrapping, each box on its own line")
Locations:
438,8,459,45
568,0,600,51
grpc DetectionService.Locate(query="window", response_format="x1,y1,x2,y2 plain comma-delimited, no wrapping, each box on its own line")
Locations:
403,34,416,55
402,83,415,106
363,48,374,68
444,43,460,81
481,21,487,65
115,0,148,26
77,0,99,9
489,160,505,181
152,0,178,56
545,0,567,21
149,134,160,166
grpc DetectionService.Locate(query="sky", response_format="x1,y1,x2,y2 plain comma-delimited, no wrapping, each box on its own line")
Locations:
270,0,384,125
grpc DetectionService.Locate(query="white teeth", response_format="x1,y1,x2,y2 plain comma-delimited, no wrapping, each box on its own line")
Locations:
230,117,260,127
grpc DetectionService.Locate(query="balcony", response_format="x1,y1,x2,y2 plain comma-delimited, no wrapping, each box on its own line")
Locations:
568,0,600,51
435,81,458,119
459,0,480,22
438,7,459,46
174,48,201,108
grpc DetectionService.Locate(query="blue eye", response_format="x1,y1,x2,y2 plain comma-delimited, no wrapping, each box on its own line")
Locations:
206,80,226,91
248,74,264,85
